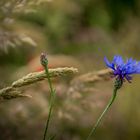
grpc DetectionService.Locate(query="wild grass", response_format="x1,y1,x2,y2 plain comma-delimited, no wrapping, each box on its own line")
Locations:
0,67,78,100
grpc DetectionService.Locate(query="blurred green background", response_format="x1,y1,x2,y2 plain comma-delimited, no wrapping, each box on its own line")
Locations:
0,0,140,140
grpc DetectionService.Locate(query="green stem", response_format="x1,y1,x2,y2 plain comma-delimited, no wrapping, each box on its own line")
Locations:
86,87,118,140
43,64,55,140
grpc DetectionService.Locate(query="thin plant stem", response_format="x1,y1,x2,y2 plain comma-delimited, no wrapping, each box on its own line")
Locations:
48,135,56,140
43,64,55,140
86,87,118,140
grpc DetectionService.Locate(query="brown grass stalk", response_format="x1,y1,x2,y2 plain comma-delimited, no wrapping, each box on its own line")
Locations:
0,67,78,100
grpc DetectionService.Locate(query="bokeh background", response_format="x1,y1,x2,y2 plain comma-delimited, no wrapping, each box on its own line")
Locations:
0,0,140,140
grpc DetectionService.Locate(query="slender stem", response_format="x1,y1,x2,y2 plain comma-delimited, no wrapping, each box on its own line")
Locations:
48,135,56,140
86,87,118,140
43,64,55,140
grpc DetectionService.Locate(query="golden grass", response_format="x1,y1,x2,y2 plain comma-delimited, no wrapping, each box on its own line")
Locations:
0,67,78,100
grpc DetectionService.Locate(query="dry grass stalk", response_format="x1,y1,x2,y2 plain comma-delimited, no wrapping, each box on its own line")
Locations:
12,67,78,87
68,69,112,95
72,69,112,84
0,67,78,100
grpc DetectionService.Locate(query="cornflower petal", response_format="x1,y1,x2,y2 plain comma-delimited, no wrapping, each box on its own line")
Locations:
104,57,115,70
113,55,124,66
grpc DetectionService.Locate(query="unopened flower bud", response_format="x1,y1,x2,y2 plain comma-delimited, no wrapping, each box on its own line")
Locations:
40,53,48,67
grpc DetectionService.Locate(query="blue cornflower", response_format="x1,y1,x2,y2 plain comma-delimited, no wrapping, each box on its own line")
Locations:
104,55,140,82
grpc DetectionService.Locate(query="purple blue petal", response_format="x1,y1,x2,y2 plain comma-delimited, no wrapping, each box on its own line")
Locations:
104,55,140,82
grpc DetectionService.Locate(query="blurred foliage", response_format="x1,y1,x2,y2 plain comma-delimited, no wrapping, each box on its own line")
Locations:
1,0,140,56
0,0,140,140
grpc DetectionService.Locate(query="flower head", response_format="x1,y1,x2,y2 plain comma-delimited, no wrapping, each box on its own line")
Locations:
104,55,140,82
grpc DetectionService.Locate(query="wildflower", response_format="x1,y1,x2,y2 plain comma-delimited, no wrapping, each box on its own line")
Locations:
104,55,140,83
40,52,56,140
86,55,140,140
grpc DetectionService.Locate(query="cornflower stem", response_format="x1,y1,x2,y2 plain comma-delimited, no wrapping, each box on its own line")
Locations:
86,86,118,140
43,62,55,140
